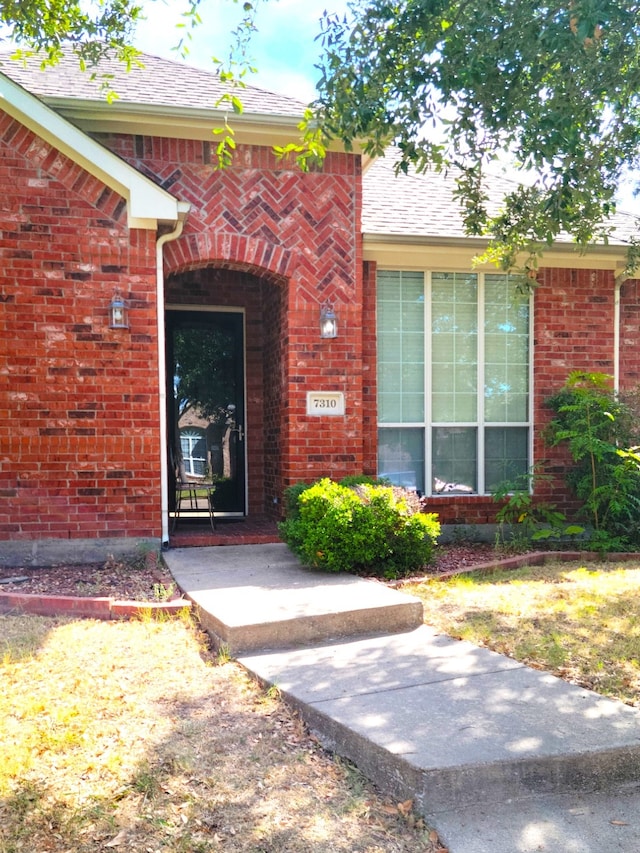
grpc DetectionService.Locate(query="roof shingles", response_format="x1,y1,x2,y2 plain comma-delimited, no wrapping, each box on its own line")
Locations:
363,151,638,247
0,49,307,117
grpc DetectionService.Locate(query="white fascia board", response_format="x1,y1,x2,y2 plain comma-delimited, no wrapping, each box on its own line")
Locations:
0,74,183,228
39,97,361,152
363,233,629,272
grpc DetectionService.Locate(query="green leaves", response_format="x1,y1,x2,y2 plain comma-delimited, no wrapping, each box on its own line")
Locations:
545,371,640,547
279,477,440,578
312,0,640,272
1,0,144,63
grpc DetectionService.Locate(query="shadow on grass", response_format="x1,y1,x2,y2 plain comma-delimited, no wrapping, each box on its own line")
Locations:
0,616,438,853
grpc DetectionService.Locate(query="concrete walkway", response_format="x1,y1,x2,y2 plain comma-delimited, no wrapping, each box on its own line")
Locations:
164,544,640,853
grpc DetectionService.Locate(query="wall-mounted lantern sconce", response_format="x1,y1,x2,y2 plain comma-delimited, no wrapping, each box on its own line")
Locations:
319,302,338,339
109,290,129,329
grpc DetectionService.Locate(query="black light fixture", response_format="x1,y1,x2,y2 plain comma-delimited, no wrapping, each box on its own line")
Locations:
319,302,338,339
109,290,129,329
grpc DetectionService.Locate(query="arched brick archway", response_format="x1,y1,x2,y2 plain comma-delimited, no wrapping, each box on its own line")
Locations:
163,232,293,285
164,259,289,521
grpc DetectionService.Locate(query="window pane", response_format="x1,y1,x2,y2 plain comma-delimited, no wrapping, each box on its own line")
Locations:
378,270,530,498
378,392,401,423
485,427,529,491
432,427,477,494
484,275,529,422
432,273,478,421
377,271,425,424
378,428,425,492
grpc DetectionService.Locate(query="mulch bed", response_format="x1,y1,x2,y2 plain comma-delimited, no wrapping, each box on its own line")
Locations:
0,543,501,601
0,556,180,602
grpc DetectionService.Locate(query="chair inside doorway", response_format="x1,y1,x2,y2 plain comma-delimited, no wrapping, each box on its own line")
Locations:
170,445,216,532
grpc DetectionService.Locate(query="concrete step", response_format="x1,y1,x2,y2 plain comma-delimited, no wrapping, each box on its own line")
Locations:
163,543,424,654
165,543,640,851
238,626,640,852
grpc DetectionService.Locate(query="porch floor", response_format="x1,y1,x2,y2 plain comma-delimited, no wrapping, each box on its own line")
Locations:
168,515,281,548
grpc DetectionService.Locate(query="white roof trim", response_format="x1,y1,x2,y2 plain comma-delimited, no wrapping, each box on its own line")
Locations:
0,72,185,229
363,233,629,271
38,97,355,152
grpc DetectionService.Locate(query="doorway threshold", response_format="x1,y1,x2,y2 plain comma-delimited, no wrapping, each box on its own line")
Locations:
169,516,281,548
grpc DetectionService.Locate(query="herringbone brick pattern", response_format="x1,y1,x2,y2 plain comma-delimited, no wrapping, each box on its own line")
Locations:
109,138,361,304
113,134,368,492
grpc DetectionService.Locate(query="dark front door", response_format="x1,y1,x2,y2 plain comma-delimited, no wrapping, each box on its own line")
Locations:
167,310,245,518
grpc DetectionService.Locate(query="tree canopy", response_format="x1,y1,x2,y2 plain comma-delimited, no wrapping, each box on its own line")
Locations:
0,0,144,67
2,0,640,271
309,0,640,271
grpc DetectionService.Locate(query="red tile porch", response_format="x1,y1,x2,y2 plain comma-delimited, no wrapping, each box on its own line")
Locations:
168,515,281,548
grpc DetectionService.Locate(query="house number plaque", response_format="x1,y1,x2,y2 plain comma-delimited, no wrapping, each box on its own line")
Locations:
306,391,345,416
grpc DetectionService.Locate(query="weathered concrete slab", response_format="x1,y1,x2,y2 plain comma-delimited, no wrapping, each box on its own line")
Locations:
167,543,640,852
240,626,640,820
429,784,640,853
163,544,423,654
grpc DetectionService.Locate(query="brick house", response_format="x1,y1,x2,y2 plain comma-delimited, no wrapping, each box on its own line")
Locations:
0,51,638,560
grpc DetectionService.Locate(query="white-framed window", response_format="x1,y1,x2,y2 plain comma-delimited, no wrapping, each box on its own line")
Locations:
377,270,531,496
180,428,207,477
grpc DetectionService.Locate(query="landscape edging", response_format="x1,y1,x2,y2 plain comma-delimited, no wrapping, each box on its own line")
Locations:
0,591,191,619
391,550,640,586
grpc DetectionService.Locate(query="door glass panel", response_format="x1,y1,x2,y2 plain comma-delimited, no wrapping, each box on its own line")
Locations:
168,311,245,517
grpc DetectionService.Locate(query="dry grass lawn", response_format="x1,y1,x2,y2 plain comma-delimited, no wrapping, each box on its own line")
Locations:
404,560,640,707
0,613,444,853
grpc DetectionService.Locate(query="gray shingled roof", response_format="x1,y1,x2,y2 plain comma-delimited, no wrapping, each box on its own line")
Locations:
363,150,638,247
0,48,306,117
1,49,637,248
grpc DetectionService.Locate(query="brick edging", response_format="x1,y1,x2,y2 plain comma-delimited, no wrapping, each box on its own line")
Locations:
391,550,640,586
0,591,191,620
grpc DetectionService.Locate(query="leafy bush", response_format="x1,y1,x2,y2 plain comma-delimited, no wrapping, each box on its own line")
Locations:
283,481,313,519
492,465,584,550
545,371,640,550
279,478,440,579
338,473,390,488
283,475,390,520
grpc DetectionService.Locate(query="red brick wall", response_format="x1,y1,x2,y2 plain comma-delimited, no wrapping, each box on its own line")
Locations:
0,115,160,540
102,135,365,508
3,111,636,541
531,267,615,517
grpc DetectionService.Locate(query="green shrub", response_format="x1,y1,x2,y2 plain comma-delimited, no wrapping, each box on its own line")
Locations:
545,371,640,550
492,465,584,550
338,474,390,488
283,481,312,520
279,478,440,579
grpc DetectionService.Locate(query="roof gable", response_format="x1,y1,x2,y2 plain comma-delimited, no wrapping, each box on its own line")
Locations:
0,67,186,228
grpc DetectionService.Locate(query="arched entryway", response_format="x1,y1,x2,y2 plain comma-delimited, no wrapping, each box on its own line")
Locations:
165,266,287,526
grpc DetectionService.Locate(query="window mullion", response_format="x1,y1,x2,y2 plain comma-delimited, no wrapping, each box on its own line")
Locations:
425,271,432,497
528,288,535,491
477,274,485,495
